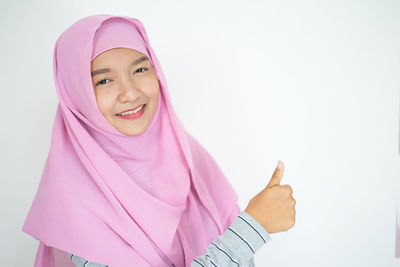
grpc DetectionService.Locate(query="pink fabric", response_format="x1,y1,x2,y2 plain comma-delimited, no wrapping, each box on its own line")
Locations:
22,14,239,267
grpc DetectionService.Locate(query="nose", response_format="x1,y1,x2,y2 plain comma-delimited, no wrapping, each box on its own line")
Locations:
117,77,141,103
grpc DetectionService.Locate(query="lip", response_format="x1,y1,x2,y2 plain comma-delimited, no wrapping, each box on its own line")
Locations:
117,104,146,120
116,104,145,115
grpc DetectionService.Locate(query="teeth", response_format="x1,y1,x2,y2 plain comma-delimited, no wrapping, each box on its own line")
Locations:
118,105,144,116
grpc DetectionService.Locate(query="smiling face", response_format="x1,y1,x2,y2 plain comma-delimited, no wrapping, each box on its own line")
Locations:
91,48,160,136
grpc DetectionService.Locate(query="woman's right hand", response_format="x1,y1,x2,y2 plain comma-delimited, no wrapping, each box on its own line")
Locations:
244,160,296,234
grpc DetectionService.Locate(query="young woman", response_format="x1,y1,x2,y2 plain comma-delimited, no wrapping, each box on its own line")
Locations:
22,14,296,267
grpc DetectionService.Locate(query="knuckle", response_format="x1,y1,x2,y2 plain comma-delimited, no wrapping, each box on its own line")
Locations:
282,184,292,194
287,185,293,194
274,168,281,175
288,219,295,228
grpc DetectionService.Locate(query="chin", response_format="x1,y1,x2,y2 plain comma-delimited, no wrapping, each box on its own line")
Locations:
121,127,147,136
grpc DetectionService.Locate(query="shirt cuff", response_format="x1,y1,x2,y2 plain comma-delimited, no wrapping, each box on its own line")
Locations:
234,211,272,252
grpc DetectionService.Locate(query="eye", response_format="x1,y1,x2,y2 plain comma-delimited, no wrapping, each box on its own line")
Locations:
135,67,148,74
95,79,111,86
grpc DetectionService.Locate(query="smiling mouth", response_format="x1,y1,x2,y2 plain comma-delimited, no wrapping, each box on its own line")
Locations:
116,104,146,116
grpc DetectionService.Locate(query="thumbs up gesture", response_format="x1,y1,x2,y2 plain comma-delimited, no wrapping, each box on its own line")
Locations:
244,160,296,233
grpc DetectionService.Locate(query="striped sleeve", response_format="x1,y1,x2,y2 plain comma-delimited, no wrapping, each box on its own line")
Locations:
67,211,271,267
191,210,271,267
66,253,109,267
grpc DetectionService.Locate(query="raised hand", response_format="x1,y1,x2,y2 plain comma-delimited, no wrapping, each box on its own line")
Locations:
245,160,296,233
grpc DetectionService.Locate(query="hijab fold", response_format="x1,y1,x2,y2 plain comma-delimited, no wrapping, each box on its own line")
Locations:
22,14,239,267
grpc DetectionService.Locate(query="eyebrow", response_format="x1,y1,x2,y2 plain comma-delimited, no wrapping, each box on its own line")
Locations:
91,56,150,77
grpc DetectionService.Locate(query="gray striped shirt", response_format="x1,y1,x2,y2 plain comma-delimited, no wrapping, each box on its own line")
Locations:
67,210,271,266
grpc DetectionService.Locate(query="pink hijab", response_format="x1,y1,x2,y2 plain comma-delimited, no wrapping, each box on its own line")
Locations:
22,14,239,267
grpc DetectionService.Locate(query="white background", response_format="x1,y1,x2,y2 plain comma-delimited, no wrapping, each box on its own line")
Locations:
1,0,399,266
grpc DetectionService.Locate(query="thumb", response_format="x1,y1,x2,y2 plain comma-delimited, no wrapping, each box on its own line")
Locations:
266,160,284,189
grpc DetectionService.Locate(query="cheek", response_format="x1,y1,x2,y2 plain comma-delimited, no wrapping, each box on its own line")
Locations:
153,84,160,98
95,92,113,116
143,76,160,99
151,85,160,105
151,76,160,97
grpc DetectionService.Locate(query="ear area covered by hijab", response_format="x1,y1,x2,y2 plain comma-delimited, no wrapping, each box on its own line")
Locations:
22,14,239,267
